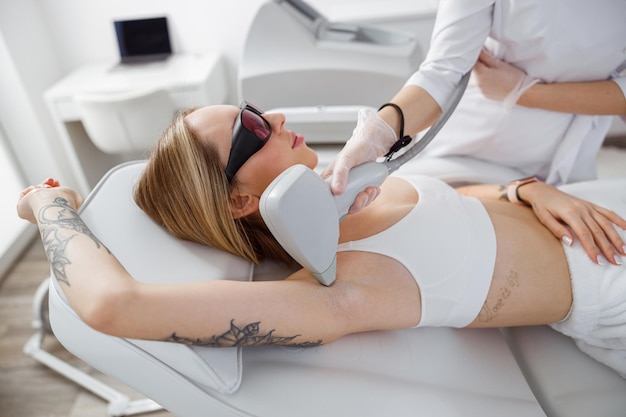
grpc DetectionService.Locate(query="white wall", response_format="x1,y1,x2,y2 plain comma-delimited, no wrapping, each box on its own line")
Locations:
0,125,36,280
34,0,270,104
0,0,277,195
0,0,69,275
27,0,437,104
0,0,71,186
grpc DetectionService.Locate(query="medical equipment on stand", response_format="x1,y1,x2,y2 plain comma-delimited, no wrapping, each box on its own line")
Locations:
239,0,423,143
260,72,471,286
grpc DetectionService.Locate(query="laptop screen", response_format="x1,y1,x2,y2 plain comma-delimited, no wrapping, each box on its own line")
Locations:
114,17,172,63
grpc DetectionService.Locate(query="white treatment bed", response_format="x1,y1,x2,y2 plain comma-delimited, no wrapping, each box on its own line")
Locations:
26,160,626,417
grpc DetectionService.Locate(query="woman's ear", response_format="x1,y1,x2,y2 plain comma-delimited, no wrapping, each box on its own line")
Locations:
230,191,259,219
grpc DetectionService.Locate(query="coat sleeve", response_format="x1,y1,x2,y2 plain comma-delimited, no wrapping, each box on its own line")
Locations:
405,0,495,107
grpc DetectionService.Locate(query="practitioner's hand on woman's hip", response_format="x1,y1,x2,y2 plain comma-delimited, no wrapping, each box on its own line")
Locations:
520,182,626,266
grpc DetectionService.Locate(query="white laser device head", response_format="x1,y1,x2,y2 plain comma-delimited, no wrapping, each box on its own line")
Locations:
260,164,339,285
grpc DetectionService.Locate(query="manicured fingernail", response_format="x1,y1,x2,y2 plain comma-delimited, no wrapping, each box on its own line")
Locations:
597,255,608,265
622,245,626,254
614,255,623,266
561,236,573,246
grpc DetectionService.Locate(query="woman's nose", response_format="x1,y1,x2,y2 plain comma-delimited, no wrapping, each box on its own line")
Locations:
265,112,286,131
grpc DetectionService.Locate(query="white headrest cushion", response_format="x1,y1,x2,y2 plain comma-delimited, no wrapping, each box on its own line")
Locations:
74,161,253,393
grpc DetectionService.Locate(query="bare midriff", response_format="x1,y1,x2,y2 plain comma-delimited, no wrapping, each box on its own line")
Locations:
468,199,573,328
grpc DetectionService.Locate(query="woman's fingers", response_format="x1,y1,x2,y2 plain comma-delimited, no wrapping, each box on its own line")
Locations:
533,197,624,265
575,205,624,264
20,179,61,198
586,207,625,263
43,177,60,188
20,185,38,196
18,181,82,225
532,206,571,242
594,205,626,239
553,204,623,265
576,213,614,265
520,183,624,266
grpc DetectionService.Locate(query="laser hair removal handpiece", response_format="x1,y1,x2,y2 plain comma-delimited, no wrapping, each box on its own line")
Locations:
260,72,470,286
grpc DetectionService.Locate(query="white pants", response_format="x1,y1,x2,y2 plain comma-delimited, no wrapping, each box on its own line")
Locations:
549,179,626,378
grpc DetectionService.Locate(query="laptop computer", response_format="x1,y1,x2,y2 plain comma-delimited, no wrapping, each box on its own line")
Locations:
114,17,172,64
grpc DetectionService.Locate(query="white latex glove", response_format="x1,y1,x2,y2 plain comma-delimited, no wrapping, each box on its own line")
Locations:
473,48,539,110
322,108,397,196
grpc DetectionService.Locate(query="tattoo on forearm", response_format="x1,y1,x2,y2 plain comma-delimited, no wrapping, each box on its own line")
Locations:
165,319,323,348
477,270,520,323
38,197,110,286
498,184,509,202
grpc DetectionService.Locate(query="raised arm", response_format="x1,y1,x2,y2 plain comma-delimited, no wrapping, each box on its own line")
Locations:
16,183,337,346
17,181,416,348
456,180,626,266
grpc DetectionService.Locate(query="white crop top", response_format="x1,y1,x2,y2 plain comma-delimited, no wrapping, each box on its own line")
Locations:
337,175,497,328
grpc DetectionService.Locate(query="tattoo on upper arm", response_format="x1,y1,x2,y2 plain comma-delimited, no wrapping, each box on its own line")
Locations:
477,270,520,323
38,197,110,286
165,319,323,348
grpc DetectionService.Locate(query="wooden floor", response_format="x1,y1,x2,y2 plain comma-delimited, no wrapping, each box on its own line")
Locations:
0,237,173,417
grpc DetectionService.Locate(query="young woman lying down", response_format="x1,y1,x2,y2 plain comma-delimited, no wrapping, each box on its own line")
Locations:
17,103,626,377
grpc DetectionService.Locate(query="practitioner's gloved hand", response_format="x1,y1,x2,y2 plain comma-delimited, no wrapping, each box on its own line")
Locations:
17,178,83,224
473,48,540,110
322,108,397,212
519,182,626,266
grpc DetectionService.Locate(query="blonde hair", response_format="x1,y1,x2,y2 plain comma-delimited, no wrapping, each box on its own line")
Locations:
134,109,294,265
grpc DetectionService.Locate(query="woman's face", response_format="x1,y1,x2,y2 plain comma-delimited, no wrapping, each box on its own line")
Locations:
185,105,318,194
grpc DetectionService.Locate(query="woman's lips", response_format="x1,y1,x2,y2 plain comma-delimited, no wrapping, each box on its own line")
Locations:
291,132,304,148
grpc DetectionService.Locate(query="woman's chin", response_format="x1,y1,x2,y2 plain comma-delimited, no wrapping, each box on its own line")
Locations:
305,149,319,170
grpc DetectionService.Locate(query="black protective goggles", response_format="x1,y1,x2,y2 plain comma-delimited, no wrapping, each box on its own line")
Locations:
224,101,272,183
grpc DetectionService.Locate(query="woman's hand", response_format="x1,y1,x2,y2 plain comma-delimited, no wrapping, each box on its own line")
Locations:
17,178,83,224
520,182,626,265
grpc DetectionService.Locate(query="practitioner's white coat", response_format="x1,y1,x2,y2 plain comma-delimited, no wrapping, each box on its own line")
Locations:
402,0,626,185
